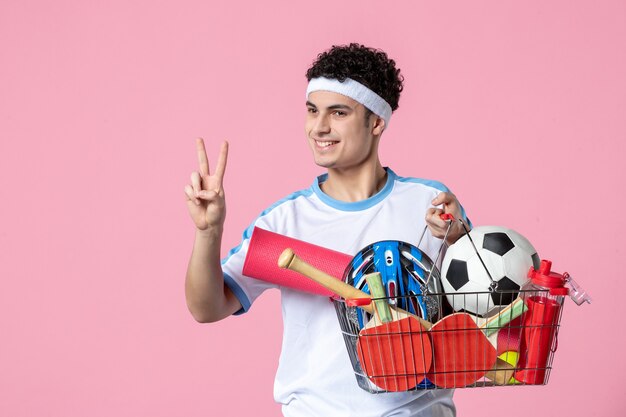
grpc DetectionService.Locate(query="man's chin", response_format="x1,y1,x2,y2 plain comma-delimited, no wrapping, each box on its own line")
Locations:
313,159,334,169
314,158,335,168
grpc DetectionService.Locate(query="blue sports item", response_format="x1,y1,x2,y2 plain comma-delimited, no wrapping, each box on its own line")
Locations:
343,240,442,329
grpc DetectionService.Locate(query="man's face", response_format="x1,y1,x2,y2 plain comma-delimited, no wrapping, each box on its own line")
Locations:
305,91,383,171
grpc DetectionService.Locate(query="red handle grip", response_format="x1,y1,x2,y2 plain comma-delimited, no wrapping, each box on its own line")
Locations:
346,298,373,307
440,213,455,221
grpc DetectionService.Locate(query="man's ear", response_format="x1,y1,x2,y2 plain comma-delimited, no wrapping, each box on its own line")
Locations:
372,116,386,136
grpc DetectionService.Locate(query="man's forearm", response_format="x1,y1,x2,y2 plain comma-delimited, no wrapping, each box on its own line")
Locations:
185,227,240,323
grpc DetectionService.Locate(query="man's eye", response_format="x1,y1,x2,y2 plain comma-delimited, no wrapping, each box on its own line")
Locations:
333,111,346,116
307,108,317,113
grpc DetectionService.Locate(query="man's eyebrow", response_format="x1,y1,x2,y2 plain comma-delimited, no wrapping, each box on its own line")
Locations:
306,101,353,111
327,104,353,111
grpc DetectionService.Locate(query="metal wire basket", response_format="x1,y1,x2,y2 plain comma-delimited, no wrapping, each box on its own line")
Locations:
333,288,564,392
332,217,589,393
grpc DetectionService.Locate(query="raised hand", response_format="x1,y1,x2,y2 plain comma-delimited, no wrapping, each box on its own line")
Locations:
184,138,229,232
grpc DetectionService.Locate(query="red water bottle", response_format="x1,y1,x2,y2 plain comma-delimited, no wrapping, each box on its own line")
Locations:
514,260,569,384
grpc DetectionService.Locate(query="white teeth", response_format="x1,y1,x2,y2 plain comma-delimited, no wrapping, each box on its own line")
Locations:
316,140,337,147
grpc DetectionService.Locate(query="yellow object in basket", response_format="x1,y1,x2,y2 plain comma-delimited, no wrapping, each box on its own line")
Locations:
499,351,522,385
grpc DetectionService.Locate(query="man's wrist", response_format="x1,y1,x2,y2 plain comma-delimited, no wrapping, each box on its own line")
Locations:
196,225,223,240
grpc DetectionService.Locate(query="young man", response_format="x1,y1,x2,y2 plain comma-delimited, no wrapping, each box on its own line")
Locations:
184,44,468,416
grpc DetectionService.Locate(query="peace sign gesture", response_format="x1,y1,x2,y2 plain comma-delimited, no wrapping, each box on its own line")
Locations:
184,138,229,232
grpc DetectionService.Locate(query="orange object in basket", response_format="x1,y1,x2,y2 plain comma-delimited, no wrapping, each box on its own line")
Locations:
427,313,497,388
356,317,432,392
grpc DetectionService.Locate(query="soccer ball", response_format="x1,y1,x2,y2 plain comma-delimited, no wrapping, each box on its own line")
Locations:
441,226,540,316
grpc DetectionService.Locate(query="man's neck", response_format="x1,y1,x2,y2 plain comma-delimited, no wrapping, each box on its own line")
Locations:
320,162,387,203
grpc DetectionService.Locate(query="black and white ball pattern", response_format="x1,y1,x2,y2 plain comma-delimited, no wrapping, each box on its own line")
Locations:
441,226,540,317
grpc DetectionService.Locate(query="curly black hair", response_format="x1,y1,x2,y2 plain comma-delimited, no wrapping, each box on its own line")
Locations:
306,43,404,111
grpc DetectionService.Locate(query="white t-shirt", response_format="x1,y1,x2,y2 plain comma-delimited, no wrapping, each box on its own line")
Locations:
222,168,466,417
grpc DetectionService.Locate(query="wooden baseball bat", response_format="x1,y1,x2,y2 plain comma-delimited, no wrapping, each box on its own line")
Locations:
278,248,433,330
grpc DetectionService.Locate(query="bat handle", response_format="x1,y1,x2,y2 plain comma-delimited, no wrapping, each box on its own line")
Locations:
277,248,297,269
278,248,374,314
278,248,433,330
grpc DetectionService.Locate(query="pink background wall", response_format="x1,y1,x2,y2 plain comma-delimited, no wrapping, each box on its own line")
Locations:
1,1,623,415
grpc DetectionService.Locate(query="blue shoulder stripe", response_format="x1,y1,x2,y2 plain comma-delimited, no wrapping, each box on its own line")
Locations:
221,188,314,266
395,175,472,228
395,175,451,193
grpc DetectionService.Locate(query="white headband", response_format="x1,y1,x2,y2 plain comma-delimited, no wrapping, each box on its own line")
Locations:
306,77,392,126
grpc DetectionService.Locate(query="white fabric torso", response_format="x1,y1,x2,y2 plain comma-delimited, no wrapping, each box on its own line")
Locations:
222,168,460,417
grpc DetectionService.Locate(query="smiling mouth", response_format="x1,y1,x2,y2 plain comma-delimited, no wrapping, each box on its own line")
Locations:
314,140,339,148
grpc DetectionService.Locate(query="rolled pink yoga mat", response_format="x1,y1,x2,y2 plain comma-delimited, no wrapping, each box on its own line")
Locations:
242,227,353,296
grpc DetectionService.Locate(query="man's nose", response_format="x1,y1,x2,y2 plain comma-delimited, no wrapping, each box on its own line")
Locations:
312,114,331,135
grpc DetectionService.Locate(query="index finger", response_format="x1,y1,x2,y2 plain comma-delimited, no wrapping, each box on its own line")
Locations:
196,138,210,177
431,191,456,206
